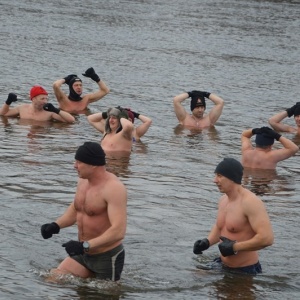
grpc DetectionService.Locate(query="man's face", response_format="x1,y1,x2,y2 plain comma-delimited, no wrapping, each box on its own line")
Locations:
109,115,120,132
33,94,48,110
192,105,205,118
74,160,95,179
72,81,83,95
213,173,232,193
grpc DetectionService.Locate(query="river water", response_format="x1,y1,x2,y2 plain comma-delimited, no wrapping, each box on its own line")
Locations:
0,0,300,299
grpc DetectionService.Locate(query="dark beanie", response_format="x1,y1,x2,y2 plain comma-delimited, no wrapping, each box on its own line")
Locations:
255,133,274,147
214,158,243,184
75,142,106,166
190,93,206,111
294,106,300,117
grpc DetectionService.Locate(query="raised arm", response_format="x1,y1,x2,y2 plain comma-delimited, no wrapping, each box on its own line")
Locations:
241,128,255,152
207,93,225,125
173,92,189,122
82,67,110,103
269,110,295,133
87,111,106,133
0,93,20,117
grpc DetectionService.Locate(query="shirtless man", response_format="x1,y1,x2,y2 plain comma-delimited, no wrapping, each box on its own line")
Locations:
241,126,298,169
268,102,300,134
40,142,127,281
173,90,224,128
53,67,110,114
193,158,274,275
87,107,134,154
0,86,75,123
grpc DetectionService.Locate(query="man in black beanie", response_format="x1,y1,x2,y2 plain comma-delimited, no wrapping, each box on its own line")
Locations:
241,126,298,169
40,142,127,281
53,67,110,114
269,102,300,135
173,89,224,129
193,157,274,275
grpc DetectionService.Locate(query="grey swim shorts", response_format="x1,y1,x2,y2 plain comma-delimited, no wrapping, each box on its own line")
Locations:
71,244,125,281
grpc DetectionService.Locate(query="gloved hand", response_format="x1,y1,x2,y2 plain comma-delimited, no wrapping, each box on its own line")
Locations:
187,90,210,98
82,67,100,83
62,240,84,256
120,108,129,119
64,74,78,85
41,222,60,239
5,93,18,105
43,103,61,114
218,236,237,257
193,238,210,254
251,128,261,135
102,111,108,119
132,110,140,119
286,102,300,118
260,126,281,141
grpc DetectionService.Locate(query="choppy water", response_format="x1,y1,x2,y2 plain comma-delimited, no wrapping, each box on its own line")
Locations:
0,0,300,299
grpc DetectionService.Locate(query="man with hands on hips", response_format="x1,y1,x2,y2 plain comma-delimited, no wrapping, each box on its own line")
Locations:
53,67,110,114
41,142,127,281
193,158,274,275
0,86,75,123
173,89,224,128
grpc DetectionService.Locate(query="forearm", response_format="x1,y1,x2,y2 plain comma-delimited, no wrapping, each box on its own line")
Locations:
55,204,77,229
87,112,104,123
0,104,9,115
173,92,189,105
234,234,273,252
97,80,110,95
209,93,224,107
279,136,299,153
88,225,126,250
57,110,75,123
207,224,221,246
269,111,287,125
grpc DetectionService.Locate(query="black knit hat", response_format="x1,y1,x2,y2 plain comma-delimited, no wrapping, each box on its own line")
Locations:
214,158,243,184
75,142,106,166
190,92,206,111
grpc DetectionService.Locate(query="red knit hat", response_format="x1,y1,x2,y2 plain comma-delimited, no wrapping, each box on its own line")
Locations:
30,85,48,100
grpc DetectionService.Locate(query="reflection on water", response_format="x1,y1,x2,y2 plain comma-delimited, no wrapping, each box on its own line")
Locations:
212,273,256,300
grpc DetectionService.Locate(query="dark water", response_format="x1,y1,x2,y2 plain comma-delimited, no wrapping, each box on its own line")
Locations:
0,0,300,299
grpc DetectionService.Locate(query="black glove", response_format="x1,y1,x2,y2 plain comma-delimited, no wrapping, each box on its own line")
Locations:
82,67,100,83
43,103,61,114
260,126,281,141
64,74,78,85
251,128,261,135
62,240,84,256
218,236,237,257
41,222,60,239
132,110,140,119
193,238,210,254
5,93,18,105
102,111,108,119
187,90,210,98
286,102,300,118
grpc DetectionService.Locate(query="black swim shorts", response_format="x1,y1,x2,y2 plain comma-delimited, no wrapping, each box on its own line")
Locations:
71,244,125,281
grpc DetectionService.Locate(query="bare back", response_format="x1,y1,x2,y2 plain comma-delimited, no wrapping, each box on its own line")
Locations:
242,149,278,169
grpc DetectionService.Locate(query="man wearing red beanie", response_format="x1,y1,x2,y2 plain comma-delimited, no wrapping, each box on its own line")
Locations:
0,85,75,123
52,67,110,114
268,102,300,135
